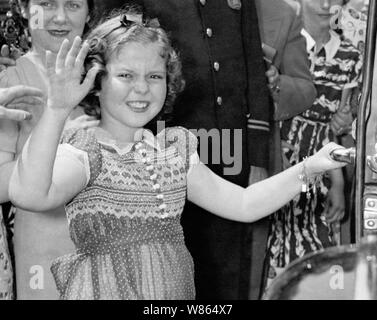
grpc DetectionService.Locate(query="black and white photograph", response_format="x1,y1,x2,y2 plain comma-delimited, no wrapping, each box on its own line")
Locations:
0,0,376,307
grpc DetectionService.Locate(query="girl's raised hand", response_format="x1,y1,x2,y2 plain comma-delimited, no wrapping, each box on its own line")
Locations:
46,36,99,114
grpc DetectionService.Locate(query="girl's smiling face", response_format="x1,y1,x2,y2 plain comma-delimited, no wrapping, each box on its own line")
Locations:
98,41,167,139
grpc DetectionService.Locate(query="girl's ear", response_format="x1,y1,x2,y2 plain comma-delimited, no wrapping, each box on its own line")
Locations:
86,15,91,24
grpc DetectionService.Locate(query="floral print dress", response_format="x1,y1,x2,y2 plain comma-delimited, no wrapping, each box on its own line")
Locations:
263,30,362,289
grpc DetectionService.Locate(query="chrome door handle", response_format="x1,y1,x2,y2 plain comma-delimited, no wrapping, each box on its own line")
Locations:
367,153,377,173
330,147,356,165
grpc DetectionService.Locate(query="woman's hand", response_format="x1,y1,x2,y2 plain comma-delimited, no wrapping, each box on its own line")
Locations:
0,85,43,121
281,141,295,170
266,65,281,103
324,184,345,223
46,36,99,114
0,44,19,71
330,104,353,136
306,142,347,176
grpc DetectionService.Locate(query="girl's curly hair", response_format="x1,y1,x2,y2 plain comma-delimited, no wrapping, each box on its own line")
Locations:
80,8,185,129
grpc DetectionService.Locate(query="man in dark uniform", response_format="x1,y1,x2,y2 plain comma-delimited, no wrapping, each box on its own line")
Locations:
95,0,312,299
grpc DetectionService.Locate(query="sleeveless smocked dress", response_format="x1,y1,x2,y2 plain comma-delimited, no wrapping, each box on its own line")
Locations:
51,126,199,299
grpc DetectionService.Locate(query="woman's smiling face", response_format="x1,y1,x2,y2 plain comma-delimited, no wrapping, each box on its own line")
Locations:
26,0,89,53
98,41,167,133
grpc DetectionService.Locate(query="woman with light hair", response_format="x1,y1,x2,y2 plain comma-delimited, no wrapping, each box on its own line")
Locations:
0,0,97,299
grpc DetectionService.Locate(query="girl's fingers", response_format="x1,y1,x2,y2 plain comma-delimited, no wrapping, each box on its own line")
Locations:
82,66,100,92
46,50,55,77
66,36,82,69
75,40,90,70
56,39,70,72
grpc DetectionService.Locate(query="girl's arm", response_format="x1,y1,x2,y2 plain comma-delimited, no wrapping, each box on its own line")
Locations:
8,37,98,212
8,108,88,211
187,143,347,223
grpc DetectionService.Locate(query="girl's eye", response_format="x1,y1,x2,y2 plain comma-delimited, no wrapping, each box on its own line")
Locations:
119,73,132,79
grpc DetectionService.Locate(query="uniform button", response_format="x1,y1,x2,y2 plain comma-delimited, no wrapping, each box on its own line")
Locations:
214,62,220,72
200,0,206,5
217,96,223,106
206,28,213,38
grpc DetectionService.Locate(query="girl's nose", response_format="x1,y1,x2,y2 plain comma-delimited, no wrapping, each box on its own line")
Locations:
133,78,149,94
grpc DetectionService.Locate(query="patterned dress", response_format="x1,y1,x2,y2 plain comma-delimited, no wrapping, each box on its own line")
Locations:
264,30,362,288
51,126,198,300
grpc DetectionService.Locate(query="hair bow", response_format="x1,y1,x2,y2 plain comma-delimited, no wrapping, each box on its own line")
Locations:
120,14,160,28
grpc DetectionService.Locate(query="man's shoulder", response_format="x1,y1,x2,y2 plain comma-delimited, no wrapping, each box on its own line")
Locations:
282,0,301,16
256,0,299,19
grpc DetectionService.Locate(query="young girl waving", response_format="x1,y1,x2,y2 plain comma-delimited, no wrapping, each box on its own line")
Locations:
9,11,346,300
